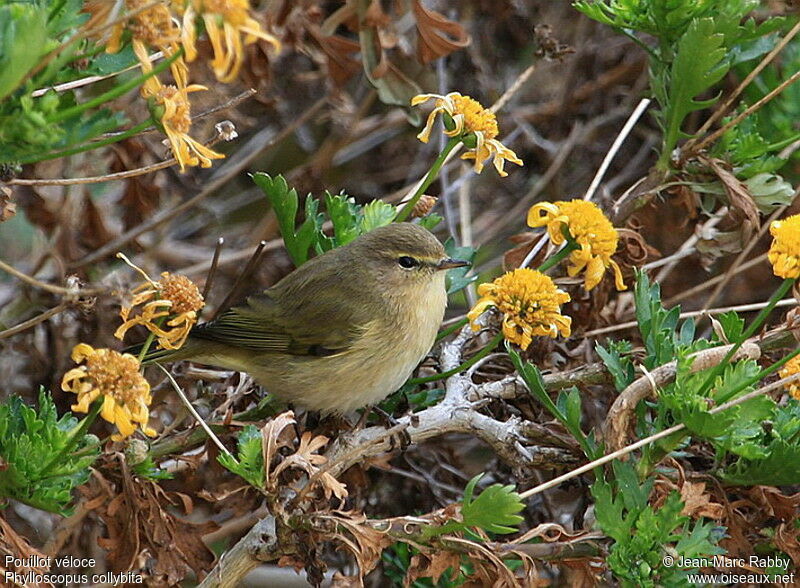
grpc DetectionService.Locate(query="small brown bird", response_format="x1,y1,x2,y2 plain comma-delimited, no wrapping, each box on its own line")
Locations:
146,223,468,413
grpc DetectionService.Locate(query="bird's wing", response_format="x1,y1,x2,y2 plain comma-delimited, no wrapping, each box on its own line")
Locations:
190,289,365,356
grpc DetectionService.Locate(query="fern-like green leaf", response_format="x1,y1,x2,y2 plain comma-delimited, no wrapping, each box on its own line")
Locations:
218,425,265,488
660,18,728,163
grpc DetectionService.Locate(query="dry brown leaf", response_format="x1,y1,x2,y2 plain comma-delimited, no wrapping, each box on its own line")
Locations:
0,186,15,222
746,486,800,521
308,27,362,87
0,515,52,587
89,466,217,585
702,156,760,243
406,551,461,585
262,410,297,483
79,192,113,251
775,522,800,567
324,511,393,580
277,432,348,501
412,0,470,64
110,140,160,231
680,481,724,520
502,232,539,271
561,558,602,587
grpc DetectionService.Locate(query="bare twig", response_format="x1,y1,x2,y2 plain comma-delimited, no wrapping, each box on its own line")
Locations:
8,93,255,186
0,259,104,296
583,297,799,338
70,96,328,268
684,18,800,153
583,98,650,201
602,342,761,452
211,240,267,321
692,68,800,154
0,303,68,340
489,64,537,114
520,371,800,500
202,237,225,301
156,364,233,458
197,516,280,588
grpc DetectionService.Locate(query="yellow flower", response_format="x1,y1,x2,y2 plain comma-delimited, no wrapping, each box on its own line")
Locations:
467,268,571,350
107,0,188,88
411,92,523,177
528,200,626,292
61,344,156,441
768,214,800,279
115,255,205,350
142,77,225,171
780,354,800,400
178,0,281,83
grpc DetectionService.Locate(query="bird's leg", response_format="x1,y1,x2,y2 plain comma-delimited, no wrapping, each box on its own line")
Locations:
353,408,371,430
370,405,411,451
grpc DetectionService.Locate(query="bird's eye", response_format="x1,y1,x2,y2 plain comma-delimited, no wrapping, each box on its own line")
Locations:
398,256,419,269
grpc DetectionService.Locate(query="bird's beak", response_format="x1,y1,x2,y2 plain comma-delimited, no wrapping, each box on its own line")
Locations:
437,258,470,270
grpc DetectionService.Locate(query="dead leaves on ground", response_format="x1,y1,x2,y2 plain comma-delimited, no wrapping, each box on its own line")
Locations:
81,459,217,585
0,515,51,587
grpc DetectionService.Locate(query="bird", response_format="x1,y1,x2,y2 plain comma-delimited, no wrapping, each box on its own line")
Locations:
141,223,468,414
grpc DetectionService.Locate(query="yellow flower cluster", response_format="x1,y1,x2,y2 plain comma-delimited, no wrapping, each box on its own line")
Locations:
62,344,156,441
115,267,205,351
97,0,281,170
528,200,626,292
467,268,571,350
768,214,800,279
412,92,523,177
779,355,800,400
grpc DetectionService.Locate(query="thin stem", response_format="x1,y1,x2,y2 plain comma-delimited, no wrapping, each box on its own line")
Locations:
0,303,68,340
395,136,461,222
137,331,157,364
0,259,95,295
537,241,578,273
697,278,794,395
436,317,468,341
20,119,154,165
519,370,800,500
408,331,504,385
46,50,181,124
156,364,234,459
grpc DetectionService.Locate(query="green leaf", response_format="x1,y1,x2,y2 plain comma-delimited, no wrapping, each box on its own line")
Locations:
325,191,361,247
218,425,265,488
252,173,321,266
0,4,50,101
596,340,635,392
715,310,744,342
0,390,99,514
361,200,396,232
461,478,524,535
423,474,523,538
660,18,728,162
444,239,477,294
418,213,443,231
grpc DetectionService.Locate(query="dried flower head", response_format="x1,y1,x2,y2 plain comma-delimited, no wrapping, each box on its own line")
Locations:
768,214,800,279
178,0,281,83
779,354,800,400
409,194,437,219
528,200,626,292
107,0,188,87
61,344,156,441
142,77,225,170
411,92,523,177
467,268,571,350
115,254,204,350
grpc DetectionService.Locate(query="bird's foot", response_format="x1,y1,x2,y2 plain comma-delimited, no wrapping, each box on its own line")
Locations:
370,405,411,451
